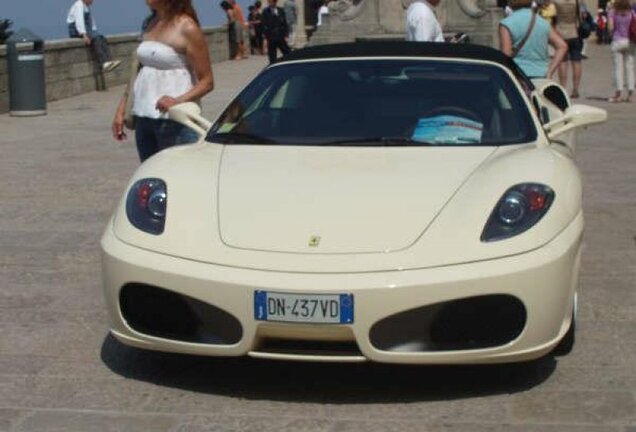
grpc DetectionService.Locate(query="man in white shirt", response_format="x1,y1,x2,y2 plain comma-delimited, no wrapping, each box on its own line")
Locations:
67,0,120,72
405,0,445,42
317,2,330,26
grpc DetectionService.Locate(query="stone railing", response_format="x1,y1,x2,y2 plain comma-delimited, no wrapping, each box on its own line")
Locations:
0,26,230,114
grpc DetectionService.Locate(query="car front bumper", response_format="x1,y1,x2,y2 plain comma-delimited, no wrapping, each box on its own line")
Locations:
101,213,582,364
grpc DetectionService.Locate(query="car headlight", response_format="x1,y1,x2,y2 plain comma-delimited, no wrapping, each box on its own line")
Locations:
481,183,554,242
126,178,167,235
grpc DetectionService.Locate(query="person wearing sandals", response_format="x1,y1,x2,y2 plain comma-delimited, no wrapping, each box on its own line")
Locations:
608,0,635,102
111,0,214,162
499,0,568,78
553,0,588,98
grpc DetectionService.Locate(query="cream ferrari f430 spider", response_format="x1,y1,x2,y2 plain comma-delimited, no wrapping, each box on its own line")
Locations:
101,42,606,364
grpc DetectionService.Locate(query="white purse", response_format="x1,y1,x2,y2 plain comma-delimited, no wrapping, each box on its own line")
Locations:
611,38,630,52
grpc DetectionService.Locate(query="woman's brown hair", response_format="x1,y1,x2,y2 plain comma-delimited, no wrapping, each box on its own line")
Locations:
613,0,632,12
164,0,200,25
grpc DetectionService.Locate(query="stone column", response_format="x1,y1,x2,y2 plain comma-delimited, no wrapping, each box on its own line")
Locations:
295,0,308,48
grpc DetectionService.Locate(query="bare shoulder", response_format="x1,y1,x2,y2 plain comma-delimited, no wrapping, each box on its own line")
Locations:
177,15,203,38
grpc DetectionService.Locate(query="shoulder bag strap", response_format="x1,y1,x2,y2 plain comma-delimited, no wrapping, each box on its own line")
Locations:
513,11,538,57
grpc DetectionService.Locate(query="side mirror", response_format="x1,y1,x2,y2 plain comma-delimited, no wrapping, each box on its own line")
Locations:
531,79,571,111
168,102,212,138
543,104,607,140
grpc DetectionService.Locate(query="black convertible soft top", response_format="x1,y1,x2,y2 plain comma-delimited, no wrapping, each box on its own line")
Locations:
279,41,533,89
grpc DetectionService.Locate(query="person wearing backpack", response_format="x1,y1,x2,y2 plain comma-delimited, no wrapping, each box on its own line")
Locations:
608,0,635,102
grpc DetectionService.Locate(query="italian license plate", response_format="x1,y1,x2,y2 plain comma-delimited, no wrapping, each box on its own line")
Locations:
254,291,354,324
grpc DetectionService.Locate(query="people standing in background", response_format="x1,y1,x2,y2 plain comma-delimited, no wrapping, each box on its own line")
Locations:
230,0,249,59
607,0,635,102
283,0,298,46
539,0,557,26
67,0,121,72
262,0,291,63
405,0,445,42
253,1,265,54
504,0,514,16
579,4,594,58
248,5,259,54
220,1,240,59
111,0,214,162
596,9,610,44
499,0,568,78
553,0,588,98
539,0,557,56
317,1,330,26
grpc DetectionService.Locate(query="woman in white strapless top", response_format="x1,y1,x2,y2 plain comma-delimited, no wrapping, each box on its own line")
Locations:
112,0,214,162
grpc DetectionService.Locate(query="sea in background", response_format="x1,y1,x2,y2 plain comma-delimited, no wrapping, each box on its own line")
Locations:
2,0,240,40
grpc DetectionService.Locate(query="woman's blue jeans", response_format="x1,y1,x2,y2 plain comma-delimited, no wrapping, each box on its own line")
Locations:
134,116,199,162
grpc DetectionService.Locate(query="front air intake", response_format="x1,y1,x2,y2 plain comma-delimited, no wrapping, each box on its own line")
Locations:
370,295,526,352
119,283,242,345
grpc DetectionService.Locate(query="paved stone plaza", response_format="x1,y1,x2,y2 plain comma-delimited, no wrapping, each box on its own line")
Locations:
1,44,635,432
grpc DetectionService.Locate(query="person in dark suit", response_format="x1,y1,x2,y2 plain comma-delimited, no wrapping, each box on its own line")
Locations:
261,0,291,64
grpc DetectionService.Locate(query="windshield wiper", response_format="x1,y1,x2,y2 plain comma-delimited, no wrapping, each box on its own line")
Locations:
323,137,436,146
208,132,278,144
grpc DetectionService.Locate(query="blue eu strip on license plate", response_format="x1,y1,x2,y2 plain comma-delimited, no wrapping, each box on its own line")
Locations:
254,291,354,324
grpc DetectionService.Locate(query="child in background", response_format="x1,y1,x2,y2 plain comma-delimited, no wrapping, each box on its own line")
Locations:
596,9,609,44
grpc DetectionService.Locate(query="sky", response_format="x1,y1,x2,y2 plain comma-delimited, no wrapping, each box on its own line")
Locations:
1,0,249,40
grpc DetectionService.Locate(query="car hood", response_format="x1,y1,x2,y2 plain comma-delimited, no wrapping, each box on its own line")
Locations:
217,146,496,254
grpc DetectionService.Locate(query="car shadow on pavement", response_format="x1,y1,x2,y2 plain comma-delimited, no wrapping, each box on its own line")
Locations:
100,334,557,403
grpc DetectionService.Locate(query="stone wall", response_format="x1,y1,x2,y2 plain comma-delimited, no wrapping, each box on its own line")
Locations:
0,26,230,114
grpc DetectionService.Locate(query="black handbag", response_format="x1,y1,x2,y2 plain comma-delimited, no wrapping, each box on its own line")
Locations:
578,18,592,39
576,0,593,39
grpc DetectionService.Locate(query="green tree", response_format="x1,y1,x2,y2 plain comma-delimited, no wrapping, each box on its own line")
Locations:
0,19,14,44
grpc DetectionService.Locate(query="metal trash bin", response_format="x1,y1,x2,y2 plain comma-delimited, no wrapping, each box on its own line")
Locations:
6,28,46,117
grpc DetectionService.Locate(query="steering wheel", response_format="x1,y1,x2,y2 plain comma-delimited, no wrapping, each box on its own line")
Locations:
406,105,483,139
421,106,482,123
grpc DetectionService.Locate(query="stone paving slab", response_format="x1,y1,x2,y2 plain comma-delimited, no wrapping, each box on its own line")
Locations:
0,46,635,432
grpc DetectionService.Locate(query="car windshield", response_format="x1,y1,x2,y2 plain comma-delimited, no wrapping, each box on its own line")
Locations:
206,59,537,146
